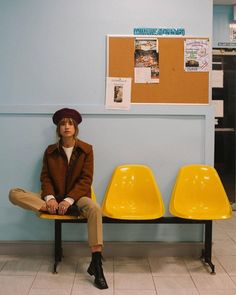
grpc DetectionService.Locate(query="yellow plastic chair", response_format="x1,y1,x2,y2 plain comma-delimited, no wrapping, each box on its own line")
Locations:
39,187,96,220
169,165,232,220
102,164,165,220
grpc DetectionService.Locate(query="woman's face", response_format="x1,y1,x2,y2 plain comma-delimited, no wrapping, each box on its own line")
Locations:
59,118,76,139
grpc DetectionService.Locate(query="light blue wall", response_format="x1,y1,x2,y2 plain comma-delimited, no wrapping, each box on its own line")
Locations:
0,0,213,104
213,5,235,47
0,0,214,242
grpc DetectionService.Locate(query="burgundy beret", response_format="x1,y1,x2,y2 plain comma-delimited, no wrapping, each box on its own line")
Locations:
52,108,82,125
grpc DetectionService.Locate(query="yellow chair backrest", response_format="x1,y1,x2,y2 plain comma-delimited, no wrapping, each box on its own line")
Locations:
169,165,232,220
102,164,165,220
91,186,96,201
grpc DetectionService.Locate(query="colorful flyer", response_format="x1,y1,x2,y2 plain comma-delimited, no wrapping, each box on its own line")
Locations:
184,39,209,72
134,38,159,83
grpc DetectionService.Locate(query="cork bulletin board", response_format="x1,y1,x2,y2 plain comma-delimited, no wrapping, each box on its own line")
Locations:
107,36,209,104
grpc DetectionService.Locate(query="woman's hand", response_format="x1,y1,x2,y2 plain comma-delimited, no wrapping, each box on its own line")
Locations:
58,200,71,215
46,199,59,214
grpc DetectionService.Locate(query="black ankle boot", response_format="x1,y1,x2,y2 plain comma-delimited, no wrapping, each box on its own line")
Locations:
87,252,108,289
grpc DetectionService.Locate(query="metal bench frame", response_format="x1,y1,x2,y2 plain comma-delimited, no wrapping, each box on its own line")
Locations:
53,216,214,274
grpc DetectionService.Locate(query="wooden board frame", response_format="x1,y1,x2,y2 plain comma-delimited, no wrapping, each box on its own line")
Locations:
107,36,209,104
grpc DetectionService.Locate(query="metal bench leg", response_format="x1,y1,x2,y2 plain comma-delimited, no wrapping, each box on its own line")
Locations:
202,220,215,274
54,220,62,273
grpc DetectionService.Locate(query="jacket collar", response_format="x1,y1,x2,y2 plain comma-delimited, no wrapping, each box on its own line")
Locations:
46,139,90,155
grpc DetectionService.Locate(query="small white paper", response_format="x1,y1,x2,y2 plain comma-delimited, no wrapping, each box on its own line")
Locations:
212,70,223,88
105,77,132,110
134,67,152,83
212,100,224,118
230,23,236,41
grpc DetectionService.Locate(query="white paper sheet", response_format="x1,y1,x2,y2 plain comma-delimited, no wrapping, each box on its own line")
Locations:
212,70,223,88
212,100,224,118
105,77,132,110
134,67,152,83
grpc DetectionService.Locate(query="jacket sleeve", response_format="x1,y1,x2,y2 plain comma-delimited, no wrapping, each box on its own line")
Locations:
67,147,94,201
40,151,56,198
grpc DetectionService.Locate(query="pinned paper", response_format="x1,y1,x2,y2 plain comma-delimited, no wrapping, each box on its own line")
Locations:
212,100,224,118
105,77,132,110
212,70,223,88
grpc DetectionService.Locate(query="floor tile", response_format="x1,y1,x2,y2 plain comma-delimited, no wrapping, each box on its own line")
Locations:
212,227,231,240
114,291,157,295
74,257,91,278
213,239,236,256
32,261,76,290
214,220,236,232
0,256,8,271
217,255,236,275
225,229,236,242
198,290,236,295
230,275,236,285
0,275,34,295
114,256,149,265
149,256,189,276
190,272,236,290
185,256,225,274
114,264,155,290
184,256,236,290
71,277,113,295
29,289,71,295
153,275,198,295
1,256,43,275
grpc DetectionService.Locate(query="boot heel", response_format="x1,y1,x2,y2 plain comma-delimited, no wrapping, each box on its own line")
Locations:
87,264,94,276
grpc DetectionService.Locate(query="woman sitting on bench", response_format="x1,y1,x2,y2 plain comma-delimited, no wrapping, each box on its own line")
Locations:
9,107,108,290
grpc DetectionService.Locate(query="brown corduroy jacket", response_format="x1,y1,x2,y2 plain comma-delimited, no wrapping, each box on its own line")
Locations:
40,139,93,202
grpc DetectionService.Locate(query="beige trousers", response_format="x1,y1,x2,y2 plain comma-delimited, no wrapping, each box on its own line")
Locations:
9,188,103,247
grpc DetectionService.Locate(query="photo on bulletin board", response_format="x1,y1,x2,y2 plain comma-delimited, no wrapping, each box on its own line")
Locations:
107,35,209,104
134,38,159,83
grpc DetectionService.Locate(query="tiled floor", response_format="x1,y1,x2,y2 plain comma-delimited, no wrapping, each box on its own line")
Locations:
1,211,236,295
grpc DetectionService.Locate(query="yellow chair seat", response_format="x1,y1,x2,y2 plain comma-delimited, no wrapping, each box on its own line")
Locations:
169,165,232,220
39,187,96,220
39,213,78,220
102,165,165,220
